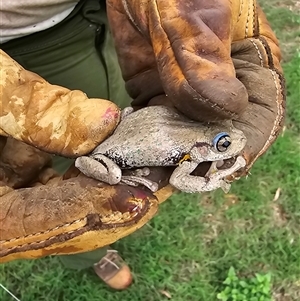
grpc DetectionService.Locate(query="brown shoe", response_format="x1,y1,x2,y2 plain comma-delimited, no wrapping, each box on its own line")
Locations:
93,250,133,290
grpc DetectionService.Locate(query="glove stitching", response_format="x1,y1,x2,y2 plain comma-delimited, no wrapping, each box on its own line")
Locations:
251,1,257,37
245,0,251,38
122,0,143,34
1,206,135,244
237,0,244,23
258,36,275,69
249,39,264,67
2,229,80,251
239,57,285,176
0,218,84,244
247,69,285,169
0,206,146,244
245,0,257,38
181,79,237,119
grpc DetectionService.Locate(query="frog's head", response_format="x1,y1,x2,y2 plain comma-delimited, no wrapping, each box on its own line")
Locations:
191,121,247,163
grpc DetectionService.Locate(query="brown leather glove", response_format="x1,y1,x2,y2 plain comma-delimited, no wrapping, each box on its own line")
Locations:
107,0,285,175
1,0,286,263
0,50,175,263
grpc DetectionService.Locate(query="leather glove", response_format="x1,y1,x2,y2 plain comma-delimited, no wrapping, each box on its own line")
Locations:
107,0,285,175
1,0,286,263
0,50,175,263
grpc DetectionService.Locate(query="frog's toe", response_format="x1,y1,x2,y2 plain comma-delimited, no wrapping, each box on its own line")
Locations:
235,156,247,168
220,181,231,193
76,155,122,185
132,167,151,177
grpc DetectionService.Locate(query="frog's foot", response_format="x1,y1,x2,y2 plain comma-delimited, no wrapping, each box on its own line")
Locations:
206,156,246,177
120,107,134,121
170,156,246,193
75,154,122,185
207,156,246,193
121,175,159,193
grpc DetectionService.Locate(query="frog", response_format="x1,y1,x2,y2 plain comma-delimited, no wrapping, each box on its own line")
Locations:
75,105,247,193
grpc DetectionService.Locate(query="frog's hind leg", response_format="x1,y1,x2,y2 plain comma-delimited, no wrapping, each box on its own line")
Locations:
75,155,122,185
169,156,246,193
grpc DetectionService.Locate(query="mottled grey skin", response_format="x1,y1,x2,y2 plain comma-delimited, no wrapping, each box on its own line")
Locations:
75,106,247,193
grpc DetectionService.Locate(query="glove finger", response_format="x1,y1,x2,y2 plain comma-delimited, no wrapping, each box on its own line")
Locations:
108,0,248,121
0,138,52,188
107,0,164,107
146,0,248,120
0,50,120,157
0,177,158,263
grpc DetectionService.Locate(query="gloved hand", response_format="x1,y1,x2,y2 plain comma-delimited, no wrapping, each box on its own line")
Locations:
1,0,286,263
0,50,175,263
107,0,285,175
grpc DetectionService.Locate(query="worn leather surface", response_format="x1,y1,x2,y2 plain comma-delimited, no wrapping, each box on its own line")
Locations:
107,0,285,175
0,139,175,263
0,50,120,158
0,174,160,263
107,0,284,122
230,43,285,176
0,0,285,262
0,137,54,188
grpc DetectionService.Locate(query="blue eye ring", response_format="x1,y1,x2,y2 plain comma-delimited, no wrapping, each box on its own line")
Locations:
213,132,231,152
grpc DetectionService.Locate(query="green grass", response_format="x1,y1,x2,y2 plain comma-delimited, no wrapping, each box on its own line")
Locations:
1,1,300,301
259,0,300,62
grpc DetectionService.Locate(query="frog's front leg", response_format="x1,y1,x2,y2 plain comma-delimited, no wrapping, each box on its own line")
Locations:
75,154,122,185
169,156,246,193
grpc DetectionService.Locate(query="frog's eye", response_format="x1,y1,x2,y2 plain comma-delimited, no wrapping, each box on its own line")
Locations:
213,132,231,152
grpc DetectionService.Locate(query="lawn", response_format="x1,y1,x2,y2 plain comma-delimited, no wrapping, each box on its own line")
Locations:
1,1,299,301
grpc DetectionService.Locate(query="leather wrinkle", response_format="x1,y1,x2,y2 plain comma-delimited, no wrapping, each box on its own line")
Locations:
152,1,235,117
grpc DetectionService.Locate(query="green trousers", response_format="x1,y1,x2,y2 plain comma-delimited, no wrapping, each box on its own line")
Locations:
1,0,131,270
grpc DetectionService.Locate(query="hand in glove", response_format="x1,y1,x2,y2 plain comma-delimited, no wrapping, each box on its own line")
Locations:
0,50,174,263
107,0,285,175
0,0,286,263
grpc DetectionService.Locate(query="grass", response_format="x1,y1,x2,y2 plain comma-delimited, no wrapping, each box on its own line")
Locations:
260,0,300,62
1,1,299,301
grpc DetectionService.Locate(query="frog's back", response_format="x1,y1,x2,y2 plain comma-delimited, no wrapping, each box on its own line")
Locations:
94,106,226,168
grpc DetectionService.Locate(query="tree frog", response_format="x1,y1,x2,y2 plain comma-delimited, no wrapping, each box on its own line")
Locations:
75,106,247,193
